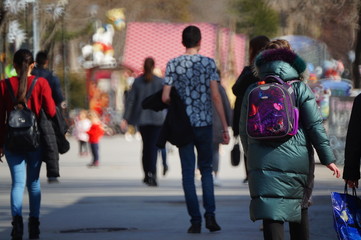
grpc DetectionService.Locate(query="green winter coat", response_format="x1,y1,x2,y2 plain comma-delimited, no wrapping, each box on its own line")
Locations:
239,48,336,222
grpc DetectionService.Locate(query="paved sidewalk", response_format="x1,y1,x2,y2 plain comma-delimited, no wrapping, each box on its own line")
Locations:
0,135,343,240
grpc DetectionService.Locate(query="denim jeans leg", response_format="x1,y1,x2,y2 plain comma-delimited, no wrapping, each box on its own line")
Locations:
194,126,215,217
179,142,201,224
6,148,42,217
26,150,42,218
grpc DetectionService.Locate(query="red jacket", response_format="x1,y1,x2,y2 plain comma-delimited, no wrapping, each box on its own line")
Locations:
0,75,56,146
87,123,104,143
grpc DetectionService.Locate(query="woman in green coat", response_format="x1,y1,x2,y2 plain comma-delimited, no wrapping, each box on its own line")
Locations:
239,39,340,240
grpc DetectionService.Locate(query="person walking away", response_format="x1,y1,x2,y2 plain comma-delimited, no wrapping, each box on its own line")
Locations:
212,76,232,186
343,93,361,188
239,39,341,240
32,51,64,108
87,111,104,167
0,49,56,240
162,25,230,233
73,109,91,156
232,35,270,183
32,50,65,183
120,57,165,186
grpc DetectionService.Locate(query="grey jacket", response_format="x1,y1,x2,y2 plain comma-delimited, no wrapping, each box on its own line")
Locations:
123,75,165,127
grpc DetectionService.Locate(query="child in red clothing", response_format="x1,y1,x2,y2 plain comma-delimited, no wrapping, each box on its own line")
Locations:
86,111,104,167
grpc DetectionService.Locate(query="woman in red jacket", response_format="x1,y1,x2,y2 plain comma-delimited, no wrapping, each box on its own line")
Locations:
0,49,56,240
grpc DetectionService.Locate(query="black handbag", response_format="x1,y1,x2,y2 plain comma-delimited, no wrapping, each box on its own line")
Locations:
230,137,241,166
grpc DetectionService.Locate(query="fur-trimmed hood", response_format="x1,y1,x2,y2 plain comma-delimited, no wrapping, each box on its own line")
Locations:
254,48,308,81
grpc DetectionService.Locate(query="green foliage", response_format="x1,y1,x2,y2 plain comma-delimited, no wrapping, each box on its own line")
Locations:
59,71,87,109
231,0,279,38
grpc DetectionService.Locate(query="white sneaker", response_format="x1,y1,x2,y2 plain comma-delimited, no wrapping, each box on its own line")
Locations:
213,177,222,187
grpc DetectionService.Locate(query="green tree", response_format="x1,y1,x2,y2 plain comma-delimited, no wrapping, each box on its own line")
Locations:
231,0,279,38
58,71,87,109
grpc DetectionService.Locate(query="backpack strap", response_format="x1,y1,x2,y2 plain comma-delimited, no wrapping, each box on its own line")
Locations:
5,77,38,104
5,78,16,104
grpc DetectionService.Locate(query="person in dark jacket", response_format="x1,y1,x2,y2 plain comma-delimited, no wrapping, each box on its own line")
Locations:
239,40,341,240
32,51,64,107
32,50,66,183
121,57,165,187
232,35,270,183
212,81,232,186
343,93,361,188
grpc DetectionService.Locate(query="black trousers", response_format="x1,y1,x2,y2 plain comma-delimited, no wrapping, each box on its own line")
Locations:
139,125,161,176
263,208,309,240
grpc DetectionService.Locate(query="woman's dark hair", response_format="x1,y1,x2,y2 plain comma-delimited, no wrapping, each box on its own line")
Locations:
249,35,270,64
13,49,34,103
143,57,155,82
182,25,201,48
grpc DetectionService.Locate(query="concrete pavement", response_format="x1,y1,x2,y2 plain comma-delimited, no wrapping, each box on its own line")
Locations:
0,135,344,240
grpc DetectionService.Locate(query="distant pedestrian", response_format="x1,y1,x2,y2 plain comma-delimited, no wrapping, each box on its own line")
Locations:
32,50,65,183
239,39,341,240
162,25,230,233
120,57,165,186
73,109,91,156
32,51,64,107
232,35,270,183
343,93,361,188
0,49,56,240
212,73,232,186
87,111,104,167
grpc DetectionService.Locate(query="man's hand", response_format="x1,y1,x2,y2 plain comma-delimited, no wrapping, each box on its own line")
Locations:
222,131,230,145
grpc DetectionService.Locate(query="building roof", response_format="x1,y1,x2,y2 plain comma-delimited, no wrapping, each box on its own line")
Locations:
122,22,246,77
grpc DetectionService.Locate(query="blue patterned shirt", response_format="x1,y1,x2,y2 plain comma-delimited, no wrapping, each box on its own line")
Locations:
164,54,220,127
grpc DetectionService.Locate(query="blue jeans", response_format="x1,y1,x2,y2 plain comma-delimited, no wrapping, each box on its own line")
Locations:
178,126,215,224
5,148,42,217
90,143,99,163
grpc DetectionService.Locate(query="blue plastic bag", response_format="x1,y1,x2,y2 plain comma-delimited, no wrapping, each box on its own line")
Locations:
331,187,361,240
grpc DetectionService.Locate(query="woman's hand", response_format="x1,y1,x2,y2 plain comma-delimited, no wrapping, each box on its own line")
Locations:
345,179,359,188
327,163,341,178
120,119,128,132
0,148,4,162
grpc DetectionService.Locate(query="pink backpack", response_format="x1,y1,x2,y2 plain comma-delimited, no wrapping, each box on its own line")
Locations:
246,75,299,140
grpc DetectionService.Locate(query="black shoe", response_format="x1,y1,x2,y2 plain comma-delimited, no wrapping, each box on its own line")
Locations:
187,224,201,233
205,215,221,232
47,177,59,184
162,165,169,176
11,215,23,240
28,217,40,239
143,176,149,184
147,173,158,187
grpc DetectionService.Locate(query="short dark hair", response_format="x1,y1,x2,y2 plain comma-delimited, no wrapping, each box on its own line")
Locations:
35,51,48,66
182,25,201,48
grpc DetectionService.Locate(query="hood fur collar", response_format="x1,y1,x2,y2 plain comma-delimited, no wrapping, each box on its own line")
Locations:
255,48,307,76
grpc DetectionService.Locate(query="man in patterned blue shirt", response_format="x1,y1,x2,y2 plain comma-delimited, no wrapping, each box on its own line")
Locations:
162,25,230,234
